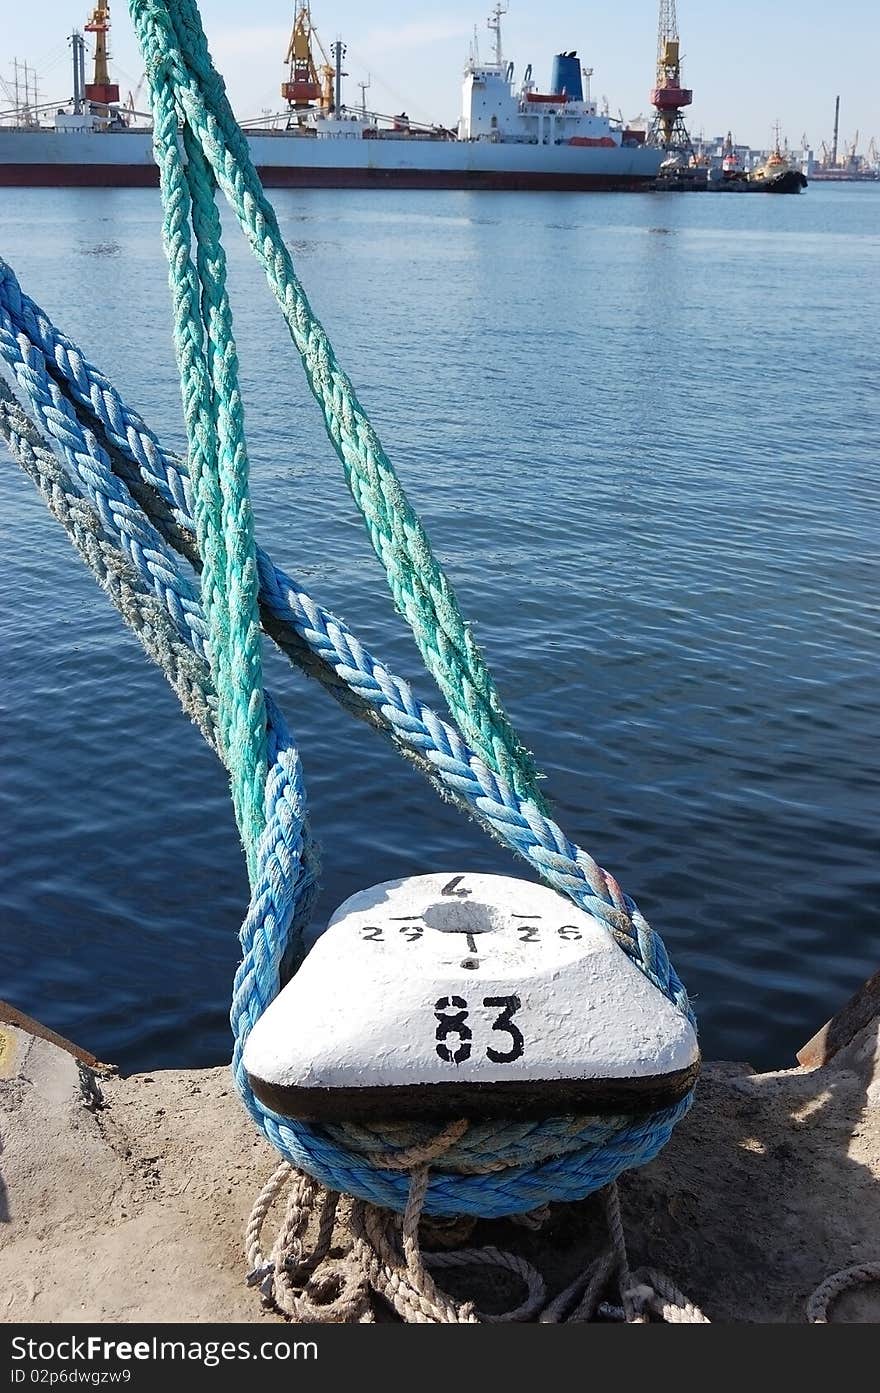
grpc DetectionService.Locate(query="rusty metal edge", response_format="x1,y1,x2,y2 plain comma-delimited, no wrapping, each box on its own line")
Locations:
796,969,880,1069
0,999,116,1075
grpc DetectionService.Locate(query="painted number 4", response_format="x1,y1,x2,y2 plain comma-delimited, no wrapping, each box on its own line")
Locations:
434,994,524,1066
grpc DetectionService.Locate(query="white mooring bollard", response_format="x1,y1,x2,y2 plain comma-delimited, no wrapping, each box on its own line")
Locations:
243,873,700,1122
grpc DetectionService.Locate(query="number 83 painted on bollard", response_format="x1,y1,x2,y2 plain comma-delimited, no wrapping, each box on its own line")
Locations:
434,995,524,1065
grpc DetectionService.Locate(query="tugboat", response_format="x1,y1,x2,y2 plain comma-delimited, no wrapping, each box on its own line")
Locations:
710,128,807,194
747,129,808,193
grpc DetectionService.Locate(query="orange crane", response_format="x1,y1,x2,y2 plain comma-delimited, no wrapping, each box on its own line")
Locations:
649,0,694,157
282,3,334,113
83,3,119,108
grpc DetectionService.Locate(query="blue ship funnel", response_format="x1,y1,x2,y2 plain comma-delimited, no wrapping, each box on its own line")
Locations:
551,52,583,101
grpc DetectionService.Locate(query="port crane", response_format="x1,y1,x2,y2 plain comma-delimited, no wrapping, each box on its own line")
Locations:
125,74,147,125
83,3,119,108
282,3,336,115
649,0,694,158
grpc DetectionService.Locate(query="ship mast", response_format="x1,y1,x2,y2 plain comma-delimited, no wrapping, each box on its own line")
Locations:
487,3,508,68
772,119,783,157
70,31,87,115
83,4,119,108
10,59,39,127
331,41,347,115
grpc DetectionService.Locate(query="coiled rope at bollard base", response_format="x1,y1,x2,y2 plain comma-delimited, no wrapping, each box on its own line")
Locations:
245,1146,880,1324
244,1131,711,1325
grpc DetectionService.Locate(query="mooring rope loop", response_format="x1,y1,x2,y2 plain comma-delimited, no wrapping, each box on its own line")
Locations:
806,1263,880,1323
2,280,696,1216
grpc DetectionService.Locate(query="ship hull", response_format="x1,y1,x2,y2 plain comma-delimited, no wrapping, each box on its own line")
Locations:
0,128,662,191
747,169,808,194
0,164,655,191
712,175,808,194
0,163,158,188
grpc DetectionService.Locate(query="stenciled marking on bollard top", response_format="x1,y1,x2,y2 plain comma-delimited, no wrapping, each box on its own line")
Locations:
243,873,700,1123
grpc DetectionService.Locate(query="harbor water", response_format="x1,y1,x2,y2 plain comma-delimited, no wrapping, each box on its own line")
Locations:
1,184,877,1073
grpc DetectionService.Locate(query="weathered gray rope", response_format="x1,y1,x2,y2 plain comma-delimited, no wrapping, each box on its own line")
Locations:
543,1184,710,1323
426,1245,547,1323
0,376,217,748
246,1156,880,1326
1,373,323,946
806,1263,880,1323
371,1120,470,1170
245,1162,373,1323
540,1248,618,1323
625,1267,711,1324
353,1167,481,1323
245,1153,709,1325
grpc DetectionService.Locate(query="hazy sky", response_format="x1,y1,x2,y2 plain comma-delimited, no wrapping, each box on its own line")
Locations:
2,1,878,151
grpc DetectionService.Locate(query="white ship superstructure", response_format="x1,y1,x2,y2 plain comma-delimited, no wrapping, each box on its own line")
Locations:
458,15,623,152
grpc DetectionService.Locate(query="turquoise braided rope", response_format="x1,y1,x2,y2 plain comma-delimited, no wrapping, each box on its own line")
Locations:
1,362,693,1215
129,0,544,810
148,32,267,871
0,259,690,1017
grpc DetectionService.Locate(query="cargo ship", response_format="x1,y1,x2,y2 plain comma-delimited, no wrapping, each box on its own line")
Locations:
0,3,662,192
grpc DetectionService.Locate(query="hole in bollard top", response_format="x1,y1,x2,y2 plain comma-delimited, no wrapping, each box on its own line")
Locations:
422,901,505,934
